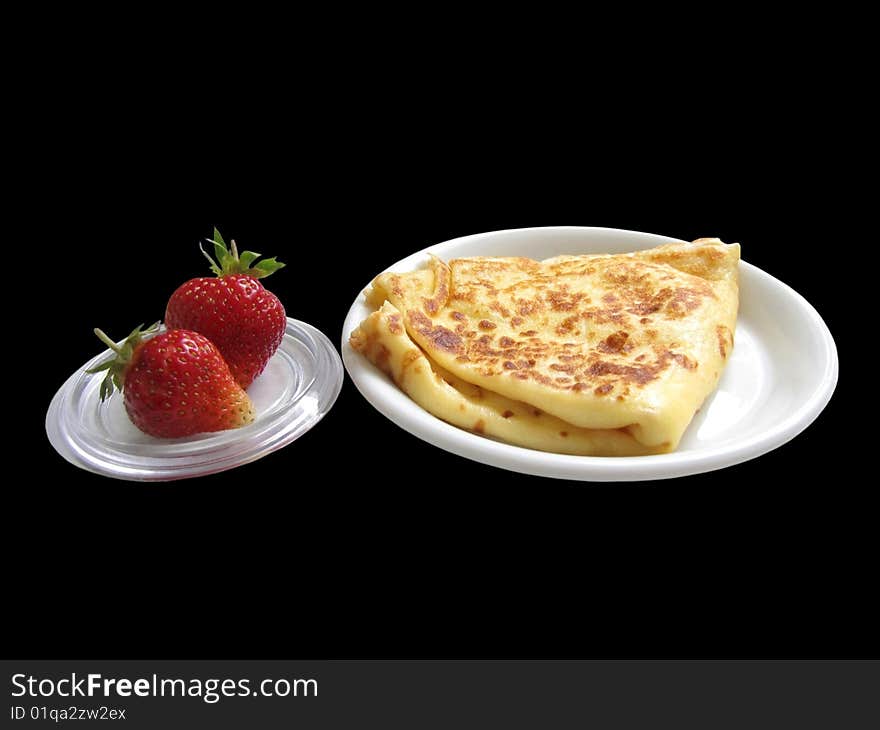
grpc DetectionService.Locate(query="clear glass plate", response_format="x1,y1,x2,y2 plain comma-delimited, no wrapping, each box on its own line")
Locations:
46,318,343,481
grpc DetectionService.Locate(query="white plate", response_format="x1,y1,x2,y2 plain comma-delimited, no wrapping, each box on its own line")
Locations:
341,227,838,481
47,318,343,481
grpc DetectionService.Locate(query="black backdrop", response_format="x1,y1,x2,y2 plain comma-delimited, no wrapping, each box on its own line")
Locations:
11,115,862,661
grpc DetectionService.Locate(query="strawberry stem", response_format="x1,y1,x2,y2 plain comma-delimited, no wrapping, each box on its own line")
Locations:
93,328,123,354
86,322,160,401
200,227,285,279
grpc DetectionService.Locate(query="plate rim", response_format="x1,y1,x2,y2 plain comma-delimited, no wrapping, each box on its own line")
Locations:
341,226,839,481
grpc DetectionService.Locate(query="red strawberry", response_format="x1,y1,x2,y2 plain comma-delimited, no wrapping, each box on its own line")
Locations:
165,228,286,389
87,324,255,439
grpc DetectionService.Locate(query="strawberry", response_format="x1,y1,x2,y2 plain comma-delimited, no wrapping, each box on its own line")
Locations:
87,324,255,438
165,228,286,389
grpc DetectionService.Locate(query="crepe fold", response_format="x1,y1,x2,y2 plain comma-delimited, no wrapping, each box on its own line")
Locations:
350,239,739,456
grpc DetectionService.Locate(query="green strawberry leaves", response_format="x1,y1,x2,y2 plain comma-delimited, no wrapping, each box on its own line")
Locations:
87,322,160,401
200,227,286,279
252,256,285,277
212,227,227,247
238,250,260,269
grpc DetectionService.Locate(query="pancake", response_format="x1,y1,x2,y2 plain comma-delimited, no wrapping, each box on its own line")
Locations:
350,302,656,455
352,238,739,455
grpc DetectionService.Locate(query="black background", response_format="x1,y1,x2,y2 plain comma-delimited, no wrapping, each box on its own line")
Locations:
9,78,863,662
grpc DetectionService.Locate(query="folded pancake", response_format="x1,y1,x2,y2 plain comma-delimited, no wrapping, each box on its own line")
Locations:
351,302,657,455
353,238,739,454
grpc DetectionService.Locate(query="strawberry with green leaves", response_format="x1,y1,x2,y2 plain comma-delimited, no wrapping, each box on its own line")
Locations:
165,228,286,389
88,324,255,438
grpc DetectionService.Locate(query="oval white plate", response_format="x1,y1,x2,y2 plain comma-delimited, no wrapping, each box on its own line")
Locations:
47,318,343,481
341,227,838,481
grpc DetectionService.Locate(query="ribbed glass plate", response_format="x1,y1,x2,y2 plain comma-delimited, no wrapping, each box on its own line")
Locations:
47,318,342,481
